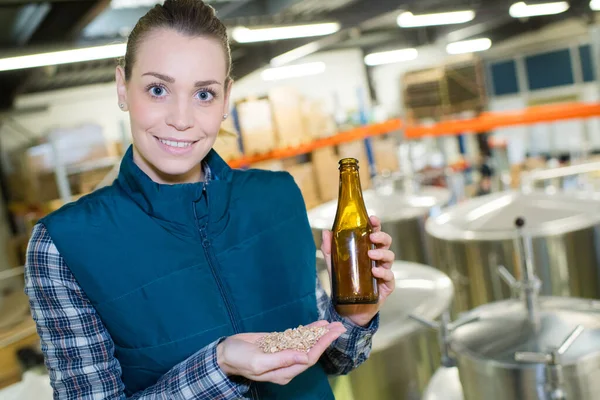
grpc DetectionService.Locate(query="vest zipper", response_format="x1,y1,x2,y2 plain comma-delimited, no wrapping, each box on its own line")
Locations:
196,185,241,335
195,184,260,400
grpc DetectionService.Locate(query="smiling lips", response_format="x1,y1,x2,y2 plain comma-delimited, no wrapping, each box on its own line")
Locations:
154,136,198,154
158,137,195,148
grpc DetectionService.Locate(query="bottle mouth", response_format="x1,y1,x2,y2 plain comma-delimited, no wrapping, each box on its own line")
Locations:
339,158,359,167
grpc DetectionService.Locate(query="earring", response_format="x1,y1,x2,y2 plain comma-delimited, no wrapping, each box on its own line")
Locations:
119,103,124,109
223,113,228,120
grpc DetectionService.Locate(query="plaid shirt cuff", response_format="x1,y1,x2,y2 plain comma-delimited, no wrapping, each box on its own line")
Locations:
326,301,380,338
318,298,379,376
184,338,251,399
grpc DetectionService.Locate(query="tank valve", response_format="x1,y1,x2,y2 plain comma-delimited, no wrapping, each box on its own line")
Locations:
514,324,584,400
513,217,542,327
409,310,479,368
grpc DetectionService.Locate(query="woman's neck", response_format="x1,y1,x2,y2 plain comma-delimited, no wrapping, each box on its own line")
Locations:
132,146,204,185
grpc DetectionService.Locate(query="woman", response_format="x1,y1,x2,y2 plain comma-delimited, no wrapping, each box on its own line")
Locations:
24,0,396,399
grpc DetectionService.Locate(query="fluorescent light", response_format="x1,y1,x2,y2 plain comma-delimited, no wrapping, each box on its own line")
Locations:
232,22,340,43
509,1,569,18
111,0,161,9
270,42,321,67
397,10,475,27
261,62,326,81
364,48,418,66
0,43,126,72
446,38,491,54
592,0,600,11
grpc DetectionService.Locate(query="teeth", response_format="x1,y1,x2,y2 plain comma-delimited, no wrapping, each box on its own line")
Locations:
159,138,193,148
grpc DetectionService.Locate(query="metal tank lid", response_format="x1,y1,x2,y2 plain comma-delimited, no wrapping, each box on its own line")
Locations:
308,186,451,230
316,256,454,352
449,297,600,367
426,190,600,241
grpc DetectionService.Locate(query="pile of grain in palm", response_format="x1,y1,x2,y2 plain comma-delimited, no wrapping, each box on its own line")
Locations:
256,325,329,353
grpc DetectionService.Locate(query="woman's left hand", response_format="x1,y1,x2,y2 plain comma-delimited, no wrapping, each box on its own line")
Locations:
321,215,396,327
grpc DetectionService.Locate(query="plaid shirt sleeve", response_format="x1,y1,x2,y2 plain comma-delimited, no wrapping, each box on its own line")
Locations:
315,277,379,375
24,223,251,400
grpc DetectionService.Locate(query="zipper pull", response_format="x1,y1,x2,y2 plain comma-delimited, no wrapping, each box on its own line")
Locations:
200,227,210,248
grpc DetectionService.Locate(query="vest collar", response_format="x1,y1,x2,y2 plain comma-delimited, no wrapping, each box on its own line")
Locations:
117,145,232,233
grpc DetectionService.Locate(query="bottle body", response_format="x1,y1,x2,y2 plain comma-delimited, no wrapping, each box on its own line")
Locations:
331,158,379,305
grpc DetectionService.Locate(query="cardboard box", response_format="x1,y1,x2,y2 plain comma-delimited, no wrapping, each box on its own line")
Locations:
312,147,339,203
269,87,311,148
0,319,40,390
372,136,400,174
302,99,337,139
285,162,321,210
237,99,277,155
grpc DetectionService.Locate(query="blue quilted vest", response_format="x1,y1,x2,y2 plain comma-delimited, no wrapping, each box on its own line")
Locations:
41,146,334,399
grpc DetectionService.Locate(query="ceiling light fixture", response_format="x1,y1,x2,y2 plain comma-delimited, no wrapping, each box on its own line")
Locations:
261,62,326,81
446,38,492,55
591,0,600,11
232,22,340,43
509,1,569,18
110,0,161,9
270,42,321,67
364,48,418,66
397,10,476,28
0,43,126,72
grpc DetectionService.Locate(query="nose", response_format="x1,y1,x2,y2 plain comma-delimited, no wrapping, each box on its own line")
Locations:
166,99,194,131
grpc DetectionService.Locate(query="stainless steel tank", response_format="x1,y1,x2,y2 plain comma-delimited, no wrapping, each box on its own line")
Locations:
451,296,600,400
422,366,463,400
420,216,600,400
309,186,451,264
422,297,600,400
426,190,600,313
316,254,454,400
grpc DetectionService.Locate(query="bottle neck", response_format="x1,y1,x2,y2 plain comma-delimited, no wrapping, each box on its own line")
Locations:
338,167,363,199
336,166,369,222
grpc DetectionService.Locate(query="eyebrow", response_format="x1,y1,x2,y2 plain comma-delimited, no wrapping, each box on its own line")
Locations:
142,72,222,87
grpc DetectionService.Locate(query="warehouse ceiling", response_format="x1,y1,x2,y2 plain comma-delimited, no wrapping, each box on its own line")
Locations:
0,0,595,106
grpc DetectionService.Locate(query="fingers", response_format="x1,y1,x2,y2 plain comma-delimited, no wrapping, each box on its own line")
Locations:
372,265,395,282
306,322,346,364
252,322,346,385
370,215,382,233
320,230,333,275
258,363,309,386
370,231,392,250
305,320,330,329
321,230,332,255
251,350,309,376
368,249,395,266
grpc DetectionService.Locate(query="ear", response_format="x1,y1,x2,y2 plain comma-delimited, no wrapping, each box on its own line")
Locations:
115,65,129,111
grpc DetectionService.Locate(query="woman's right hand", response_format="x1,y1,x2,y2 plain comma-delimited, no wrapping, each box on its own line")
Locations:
216,320,345,385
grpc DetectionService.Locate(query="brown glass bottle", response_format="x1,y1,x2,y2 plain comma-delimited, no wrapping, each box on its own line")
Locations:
331,158,379,305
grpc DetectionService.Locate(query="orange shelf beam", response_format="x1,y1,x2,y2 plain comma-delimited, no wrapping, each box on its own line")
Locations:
404,102,600,139
227,102,600,167
227,118,403,168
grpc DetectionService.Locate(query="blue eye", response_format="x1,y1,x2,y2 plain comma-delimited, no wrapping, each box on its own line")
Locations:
197,90,214,102
149,86,165,97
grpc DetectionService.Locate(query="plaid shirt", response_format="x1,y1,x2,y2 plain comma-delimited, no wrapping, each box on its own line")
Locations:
24,165,379,400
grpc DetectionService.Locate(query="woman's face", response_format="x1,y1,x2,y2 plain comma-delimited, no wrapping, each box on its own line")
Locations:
116,28,231,184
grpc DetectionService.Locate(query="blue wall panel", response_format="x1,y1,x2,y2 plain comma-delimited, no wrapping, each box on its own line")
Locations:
525,49,574,90
579,45,595,82
490,60,519,96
